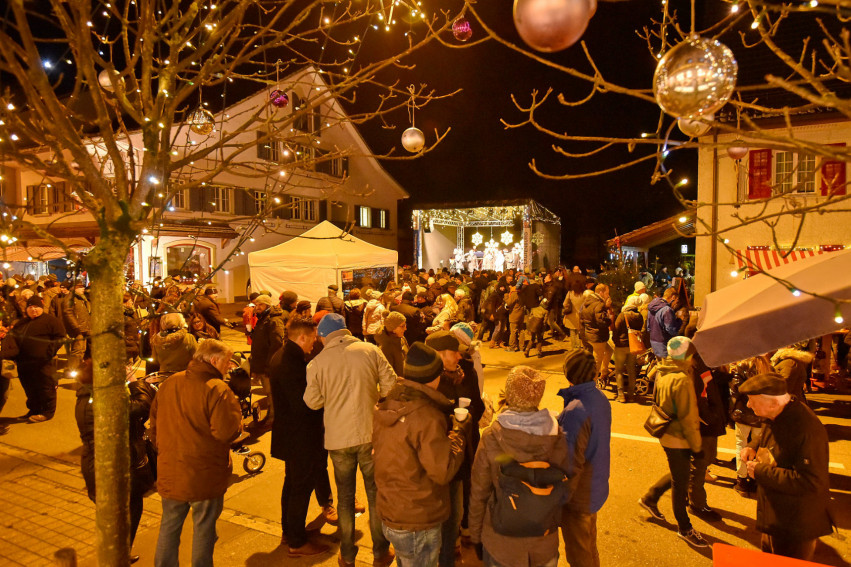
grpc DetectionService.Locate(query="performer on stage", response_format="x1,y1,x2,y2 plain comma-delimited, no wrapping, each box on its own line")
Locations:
466,248,478,273
494,248,505,273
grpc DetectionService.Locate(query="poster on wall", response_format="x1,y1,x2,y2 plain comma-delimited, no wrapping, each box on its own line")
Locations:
341,266,396,297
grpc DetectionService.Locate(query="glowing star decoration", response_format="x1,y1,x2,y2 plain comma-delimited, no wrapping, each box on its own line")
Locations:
471,232,483,247
401,127,425,152
452,17,473,41
188,109,215,135
269,90,289,109
500,230,514,246
531,232,545,246
485,238,499,251
653,35,738,118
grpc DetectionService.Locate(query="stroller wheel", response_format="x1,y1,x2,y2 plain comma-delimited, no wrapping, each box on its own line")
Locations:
635,377,650,397
243,452,266,474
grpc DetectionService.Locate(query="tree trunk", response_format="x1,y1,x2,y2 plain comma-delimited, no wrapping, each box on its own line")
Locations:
87,233,134,566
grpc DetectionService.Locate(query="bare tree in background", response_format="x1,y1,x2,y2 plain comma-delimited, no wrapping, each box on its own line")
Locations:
0,0,457,563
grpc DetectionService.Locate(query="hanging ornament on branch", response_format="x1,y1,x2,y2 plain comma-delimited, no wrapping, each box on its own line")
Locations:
98,69,124,92
188,108,215,135
512,0,594,53
452,17,473,42
269,90,289,109
727,140,749,160
653,35,737,118
401,85,425,153
677,114,714,137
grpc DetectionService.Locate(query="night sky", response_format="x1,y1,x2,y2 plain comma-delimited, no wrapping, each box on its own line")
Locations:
349,1,697,264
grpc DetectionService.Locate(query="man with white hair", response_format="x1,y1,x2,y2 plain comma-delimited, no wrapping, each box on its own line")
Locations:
740,373,832,561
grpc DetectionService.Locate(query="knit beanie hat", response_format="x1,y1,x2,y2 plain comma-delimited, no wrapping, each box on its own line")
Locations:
317,313,346,337
280,290,298,305
667,336,694,360
26,295,45,308
562,349,596,384
634,281,647,293
404,342,444,384
254,294,274,307
384,311,406,332
450,322,474,346
504,365,546,411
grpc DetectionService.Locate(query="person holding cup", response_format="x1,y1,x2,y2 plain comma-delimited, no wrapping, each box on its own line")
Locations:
373,342,470,567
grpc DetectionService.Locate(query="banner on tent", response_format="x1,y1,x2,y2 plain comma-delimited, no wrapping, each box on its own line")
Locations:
342,267,396,297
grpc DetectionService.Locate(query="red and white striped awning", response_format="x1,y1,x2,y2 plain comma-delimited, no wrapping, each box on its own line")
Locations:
735,248,839,273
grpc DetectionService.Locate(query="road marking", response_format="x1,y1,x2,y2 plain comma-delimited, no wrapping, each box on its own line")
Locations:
611,432,846,470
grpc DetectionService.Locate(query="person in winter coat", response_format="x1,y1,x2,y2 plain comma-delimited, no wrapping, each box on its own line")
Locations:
150,340,243,566
151,312,198,373
63,281,91,375
188,312,219,341
611,295,645,402
124,293,142,362
391,291,428,345
455,290,475,324
580,284,613,384
740,373,833,561
316,284,345,315
303,314,397,567
9,295,65,422
251,294,286,424
427,293,459,335
770,346,814,401
505,284,526,352
639,337,707,548
343,289,367,340
475,281,499,343
562,287,586,350
524,299,548,358
647,288,682,359
557,350,611,567
729,356,771,496
192,287,229,334
375,312,408,376
363,290,387,343
469,365,570,567
451,323,485,395
373,342,469,567
269,318,333,557
76,359,155,562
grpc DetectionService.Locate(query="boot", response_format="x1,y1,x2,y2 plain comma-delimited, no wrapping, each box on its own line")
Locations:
734,476,751,497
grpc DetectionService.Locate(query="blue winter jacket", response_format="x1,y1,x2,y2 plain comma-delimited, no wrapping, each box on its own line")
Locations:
647,297,681,358
556,381,611,514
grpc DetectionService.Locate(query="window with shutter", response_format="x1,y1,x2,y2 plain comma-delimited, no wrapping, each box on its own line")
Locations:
821,143,847,196
357,205,372,228
748,149,773,199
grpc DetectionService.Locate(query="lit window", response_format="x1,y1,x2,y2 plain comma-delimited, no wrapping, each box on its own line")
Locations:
359,205,372,228
212,185,232,213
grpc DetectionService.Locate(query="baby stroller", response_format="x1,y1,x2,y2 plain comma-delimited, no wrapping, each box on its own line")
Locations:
225,363,266,474
634,349,659,397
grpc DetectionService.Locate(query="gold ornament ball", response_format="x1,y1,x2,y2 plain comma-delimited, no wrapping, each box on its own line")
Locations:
189,109,215,136
654,35,737,118
513,0,593,53
677,114,714,137
401,127,425,153
98,69,123,92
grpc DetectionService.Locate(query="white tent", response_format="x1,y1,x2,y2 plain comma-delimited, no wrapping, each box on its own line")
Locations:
247,221,398,304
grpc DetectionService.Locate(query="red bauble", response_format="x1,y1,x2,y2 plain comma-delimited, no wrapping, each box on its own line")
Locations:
270,90,289,109
452,18,473,42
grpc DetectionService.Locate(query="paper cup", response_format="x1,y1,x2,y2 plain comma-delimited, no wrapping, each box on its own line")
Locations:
458,397,471,408
454,407,469,422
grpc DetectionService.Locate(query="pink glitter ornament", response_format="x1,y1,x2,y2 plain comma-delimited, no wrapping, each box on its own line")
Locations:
452,18,473,42
270,90,290,109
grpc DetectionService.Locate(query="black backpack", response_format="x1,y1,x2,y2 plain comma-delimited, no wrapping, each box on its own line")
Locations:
490,459,569,538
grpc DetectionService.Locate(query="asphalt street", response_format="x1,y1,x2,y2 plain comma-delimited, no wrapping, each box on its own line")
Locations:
0,327,849,566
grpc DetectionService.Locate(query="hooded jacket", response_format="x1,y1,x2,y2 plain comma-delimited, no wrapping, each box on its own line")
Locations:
647,298,681,358
373,380,465,531
304,329,398,450
362,298,386,336
151,328,198,373
344,298,366,337
193,295,227,333
63,292,91,336
557,381,611,514
612,306,644,348
771,348,814,400
468,414,570,567
250,304,286,375
374,328,407,376
653,358,702,452
579,293,611,343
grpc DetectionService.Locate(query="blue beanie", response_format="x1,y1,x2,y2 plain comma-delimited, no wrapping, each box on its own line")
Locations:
317,313,346,337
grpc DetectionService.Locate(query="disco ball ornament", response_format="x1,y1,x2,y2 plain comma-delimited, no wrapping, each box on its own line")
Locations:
188,109,215,136
677,114,714,137
654,35,738,118
401,127,425,153
513,0,593,53
452,18,473,42
269,90,289,109
727,140,749,160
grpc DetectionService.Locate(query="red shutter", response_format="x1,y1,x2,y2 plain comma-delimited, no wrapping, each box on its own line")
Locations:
748,149,773,199
820,142,846,196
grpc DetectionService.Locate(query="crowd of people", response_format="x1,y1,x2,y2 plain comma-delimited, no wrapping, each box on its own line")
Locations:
0,263,838,566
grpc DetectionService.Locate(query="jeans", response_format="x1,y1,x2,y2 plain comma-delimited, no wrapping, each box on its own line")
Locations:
483,547,558,567
643,447,692,532
735,424,762,477
688,436,718,509
561,510,600,567
155,496,224,567
613,346,636,397
383,524,441,567
329,443,390,564
438,479,463,567
282,449,333,548
17,360,57,417
590,342,613,380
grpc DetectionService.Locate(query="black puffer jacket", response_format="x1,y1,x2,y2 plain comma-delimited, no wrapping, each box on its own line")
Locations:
580,293,611,343
250,305,286,375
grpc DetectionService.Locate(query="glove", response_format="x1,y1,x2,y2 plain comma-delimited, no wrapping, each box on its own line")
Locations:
474,543,483,561
691,450,705,461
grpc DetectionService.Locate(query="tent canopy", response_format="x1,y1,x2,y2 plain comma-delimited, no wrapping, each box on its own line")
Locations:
247,221,398,304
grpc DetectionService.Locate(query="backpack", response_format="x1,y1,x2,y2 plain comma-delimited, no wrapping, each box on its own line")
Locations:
489,459,569,538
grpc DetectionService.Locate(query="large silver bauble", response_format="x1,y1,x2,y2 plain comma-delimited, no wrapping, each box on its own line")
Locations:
727,141,749,160
513,0,593,53
654,35,737,118
188,109,215,136
678,114,714,137
401,127,425,153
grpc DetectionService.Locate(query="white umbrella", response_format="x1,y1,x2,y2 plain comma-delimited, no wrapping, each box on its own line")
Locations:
692,248,851,367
